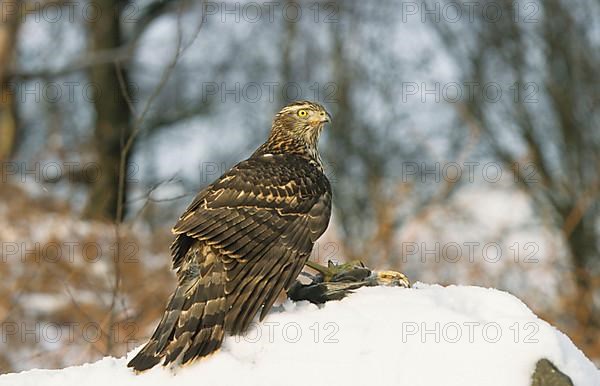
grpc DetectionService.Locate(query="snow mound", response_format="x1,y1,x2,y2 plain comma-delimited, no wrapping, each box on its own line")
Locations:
2,284,598,386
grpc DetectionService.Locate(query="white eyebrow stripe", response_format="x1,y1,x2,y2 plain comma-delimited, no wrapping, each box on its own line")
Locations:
263,153,273,157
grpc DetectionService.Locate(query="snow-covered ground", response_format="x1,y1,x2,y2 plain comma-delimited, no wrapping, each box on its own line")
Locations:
1,284,598,386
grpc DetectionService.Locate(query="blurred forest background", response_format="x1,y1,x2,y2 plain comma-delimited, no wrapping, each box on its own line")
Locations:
0,0,599,372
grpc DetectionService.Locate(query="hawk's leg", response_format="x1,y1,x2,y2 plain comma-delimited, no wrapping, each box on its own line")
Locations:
288,260,411,304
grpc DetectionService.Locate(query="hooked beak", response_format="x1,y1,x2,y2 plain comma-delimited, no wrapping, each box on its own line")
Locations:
309,110,332,127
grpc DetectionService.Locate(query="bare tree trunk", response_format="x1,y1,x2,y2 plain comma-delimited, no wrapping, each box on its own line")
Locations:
566,216,599,336
0,0,20,161
84,0,131,221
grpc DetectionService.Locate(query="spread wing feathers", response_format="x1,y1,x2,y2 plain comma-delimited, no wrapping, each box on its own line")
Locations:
128,155,331,371
224,214,313,334
171,155,331,272
172,157,331,332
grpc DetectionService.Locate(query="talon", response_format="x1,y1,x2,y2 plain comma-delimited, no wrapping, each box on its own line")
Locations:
373,270,411,288
305,260,336,282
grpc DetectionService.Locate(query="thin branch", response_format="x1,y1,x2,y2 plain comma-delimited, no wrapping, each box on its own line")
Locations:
115,0,205,224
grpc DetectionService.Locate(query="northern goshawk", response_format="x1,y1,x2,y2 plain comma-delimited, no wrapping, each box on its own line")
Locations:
128,100,333,371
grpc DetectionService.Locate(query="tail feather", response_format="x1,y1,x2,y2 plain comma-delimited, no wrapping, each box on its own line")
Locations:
181,316,224,363
128,248,227,372
127,241,308,372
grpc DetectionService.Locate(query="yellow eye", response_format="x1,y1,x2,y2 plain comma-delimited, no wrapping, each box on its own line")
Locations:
297,109,308,117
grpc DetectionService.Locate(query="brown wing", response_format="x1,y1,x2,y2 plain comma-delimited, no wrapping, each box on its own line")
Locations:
170,154,331,333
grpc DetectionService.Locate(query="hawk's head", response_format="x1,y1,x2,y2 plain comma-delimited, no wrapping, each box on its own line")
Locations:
256,100,331,162
272,100,331,148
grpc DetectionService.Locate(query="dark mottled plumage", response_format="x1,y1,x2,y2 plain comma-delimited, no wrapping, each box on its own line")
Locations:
128,101,332,371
